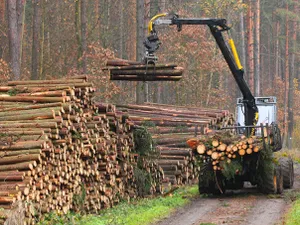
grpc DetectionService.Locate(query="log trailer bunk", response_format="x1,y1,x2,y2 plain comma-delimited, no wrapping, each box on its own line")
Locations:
122,13,294,194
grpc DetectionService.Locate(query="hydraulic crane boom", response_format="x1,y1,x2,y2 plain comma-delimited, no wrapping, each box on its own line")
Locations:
145,14,259,135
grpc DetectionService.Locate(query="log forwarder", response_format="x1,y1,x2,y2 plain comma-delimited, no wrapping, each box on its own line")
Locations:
141,13,294,194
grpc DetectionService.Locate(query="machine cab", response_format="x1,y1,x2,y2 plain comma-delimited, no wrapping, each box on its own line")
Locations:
236,96,277,135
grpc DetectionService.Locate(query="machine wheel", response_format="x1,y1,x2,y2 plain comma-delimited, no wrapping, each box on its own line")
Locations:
198,166,226,195
210,174,226,195
276,164,283,194
259,164,279,194
279,157,294,189
198,171,211,194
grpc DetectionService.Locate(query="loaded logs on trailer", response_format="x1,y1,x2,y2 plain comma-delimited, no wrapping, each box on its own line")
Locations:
105,58,184,81
187,133,263,171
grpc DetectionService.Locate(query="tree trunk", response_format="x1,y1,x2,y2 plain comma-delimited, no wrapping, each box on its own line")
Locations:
0,0,5,58
75,0,82,70
287,2,297,149
240,0,246,75
253,0,260,96
39,0,45,79
246,0,254,93
7,0,26,80
283,3,289,148
81,0,87,73
31,0,40,80
0,0,4,22
136,0,146,104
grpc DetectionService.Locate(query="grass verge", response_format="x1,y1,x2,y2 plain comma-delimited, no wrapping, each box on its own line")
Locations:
39,185,199,225
285,198,300,225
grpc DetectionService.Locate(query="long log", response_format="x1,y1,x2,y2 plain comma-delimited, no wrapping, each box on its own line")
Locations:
0,141,47,150
107,64,177,70
132,120,209,127
106,58,142,66
146,126,207,134
0,131,45,135
8,79,86,86
0,107,63,118
0,102,64,112
17,90,67,97
0,149,42,157
0,175,24,181
0,122,58,128
0,111,56,121
0,161,36,171
0,154,41,165
110,75,182,81
119,109,220,120
15,83,93,88
0,96,67,103
144,102,230,115
110,68,183,76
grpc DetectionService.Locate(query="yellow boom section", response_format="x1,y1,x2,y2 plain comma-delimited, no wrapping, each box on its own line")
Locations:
229,39,243,70
148,13,168,34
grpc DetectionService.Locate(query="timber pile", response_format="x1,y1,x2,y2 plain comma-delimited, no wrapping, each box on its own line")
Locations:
117,103,235,188
0,77,138,224
105,58,184,81
187,132,263,171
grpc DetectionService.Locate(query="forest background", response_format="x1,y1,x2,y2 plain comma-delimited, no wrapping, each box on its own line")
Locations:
1,0,300,148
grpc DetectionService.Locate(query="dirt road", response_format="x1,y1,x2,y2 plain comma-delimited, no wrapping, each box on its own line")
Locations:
155,163,300,225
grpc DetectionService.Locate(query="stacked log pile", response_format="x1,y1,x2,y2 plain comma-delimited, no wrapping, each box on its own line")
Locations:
117,103,235,188
0,77,138,224
0,75,237,223
105,58,184,81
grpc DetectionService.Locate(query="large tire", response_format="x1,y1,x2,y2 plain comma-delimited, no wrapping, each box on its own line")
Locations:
279,157,294,189
259,164,278,194
198,169,226,195
198,171,211,194
276,164,283,194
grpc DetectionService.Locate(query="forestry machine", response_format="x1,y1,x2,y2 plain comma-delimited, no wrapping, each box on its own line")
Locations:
142,13,294,194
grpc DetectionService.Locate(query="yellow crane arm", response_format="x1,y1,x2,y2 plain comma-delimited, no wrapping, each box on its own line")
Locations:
148,13,168,34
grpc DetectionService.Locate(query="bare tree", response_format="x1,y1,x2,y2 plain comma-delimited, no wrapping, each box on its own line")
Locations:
287,1,298,149
39,0,45,79
31,0,40,80
81,0,87,73
246,0,254,93
283,3,289,147
136,0,145,104
253,0,260,96
7,0,26,80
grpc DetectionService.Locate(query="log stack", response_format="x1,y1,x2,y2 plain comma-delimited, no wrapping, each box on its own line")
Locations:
0,77,138,224
117,103,235,188
105,58,184,81
0,76,237,223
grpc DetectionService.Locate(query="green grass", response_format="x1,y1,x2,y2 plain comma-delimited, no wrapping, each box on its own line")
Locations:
39,185,199,225
285,199,300,225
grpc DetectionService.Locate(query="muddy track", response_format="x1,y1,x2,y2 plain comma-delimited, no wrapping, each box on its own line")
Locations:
155,163,300,225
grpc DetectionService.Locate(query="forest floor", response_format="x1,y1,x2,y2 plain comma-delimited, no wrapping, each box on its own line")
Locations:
154,163,300,225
